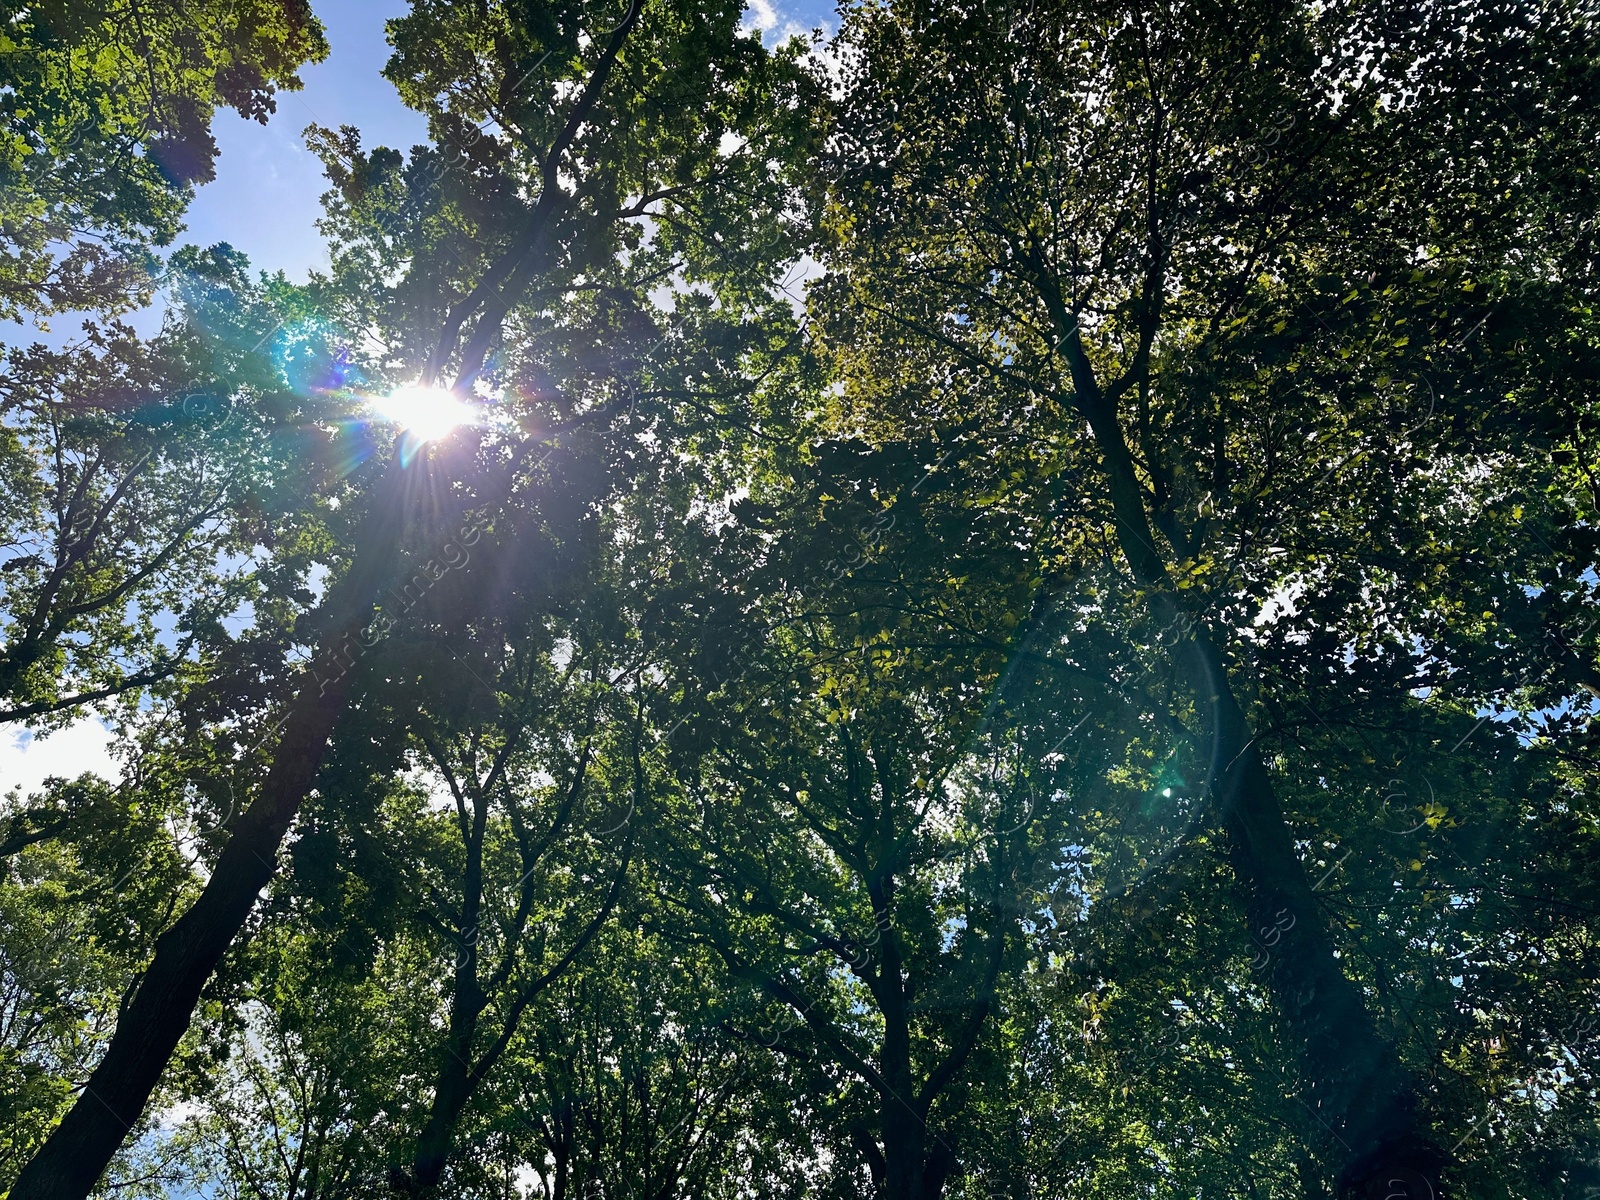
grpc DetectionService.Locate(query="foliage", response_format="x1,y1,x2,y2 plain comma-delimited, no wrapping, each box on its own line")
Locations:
0,0,327,317
2,2,1599,1199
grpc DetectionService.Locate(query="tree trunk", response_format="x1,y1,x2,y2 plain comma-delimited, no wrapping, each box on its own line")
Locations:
1057,344,1446,1198
401,770,490,1194
872,916,954,1200
1186,629,1444,1198
408,1038,477,1192
879,1096,924,1200
9,460,414,1200
877,1101,954,1200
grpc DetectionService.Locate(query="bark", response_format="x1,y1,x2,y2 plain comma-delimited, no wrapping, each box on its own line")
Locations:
397,780,626,1195
861,837,998,1200
9,460,414,1200
409,1028,479,1191
409,830,490,1190
1192,630,1443,1199
0,809,73,857
876,944,922,1200
1054,326,1447,1199
877,1097,955,1200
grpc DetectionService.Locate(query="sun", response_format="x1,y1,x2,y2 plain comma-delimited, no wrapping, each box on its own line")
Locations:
370,384,473,443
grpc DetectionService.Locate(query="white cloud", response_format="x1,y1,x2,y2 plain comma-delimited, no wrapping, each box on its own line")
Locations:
741,0,809,44
744,0,780,30
1,718,121,801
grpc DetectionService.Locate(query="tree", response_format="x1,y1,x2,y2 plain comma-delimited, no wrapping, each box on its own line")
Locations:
9,0,817,1193
0,774,197,1186
635,424,1094,1200
503,922,812,1200
0,250,360,1194
811,0,1600,1193
358,511,637,1192
0,246,346,727
0,0,327,318
8,2,1600,1198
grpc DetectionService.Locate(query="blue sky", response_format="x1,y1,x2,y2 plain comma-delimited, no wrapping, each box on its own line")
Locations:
179,0,427,282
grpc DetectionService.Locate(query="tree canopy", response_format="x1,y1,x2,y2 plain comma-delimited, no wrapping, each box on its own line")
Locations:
2,2,1598,1199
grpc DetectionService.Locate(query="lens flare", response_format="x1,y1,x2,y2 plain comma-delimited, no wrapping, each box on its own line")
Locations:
370,384,473,443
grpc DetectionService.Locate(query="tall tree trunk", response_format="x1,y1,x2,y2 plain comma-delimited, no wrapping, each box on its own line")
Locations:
400,765,491,1194
878,1053,925,1200
1184,628,1444,1198
870,889,954,1200
408,1029,479,1192
1057,335,1446,1199
877,1095,954,1200
9,461,414,1200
